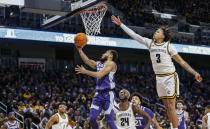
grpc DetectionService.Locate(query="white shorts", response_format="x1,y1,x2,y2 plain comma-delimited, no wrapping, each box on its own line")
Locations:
156,72,179,99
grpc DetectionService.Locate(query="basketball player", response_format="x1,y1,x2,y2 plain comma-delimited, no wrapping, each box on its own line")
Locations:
111,15,202,129
75,46,118,129
202,105,210,129
115,89,151,129
176,100,189,129
131,92,160,129
2,112,22,129
45,103,72,129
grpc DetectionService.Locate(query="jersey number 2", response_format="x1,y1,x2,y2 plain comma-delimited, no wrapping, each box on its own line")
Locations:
156,54,161,63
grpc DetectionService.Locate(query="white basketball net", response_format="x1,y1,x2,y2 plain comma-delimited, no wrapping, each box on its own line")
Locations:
80,4,107,36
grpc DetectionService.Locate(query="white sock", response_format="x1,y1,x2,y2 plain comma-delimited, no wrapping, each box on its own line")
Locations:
170,123,173,129
170,123,178,129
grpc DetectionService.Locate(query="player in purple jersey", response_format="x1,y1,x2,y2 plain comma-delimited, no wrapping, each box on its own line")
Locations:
75,45,118,129
2,112,22,129
176,100,189,129
131,92,160,129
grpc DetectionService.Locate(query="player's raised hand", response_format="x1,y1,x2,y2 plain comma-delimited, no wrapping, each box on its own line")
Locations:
75,65,86,74
75,46,84,51
195,73,202,82
111,15,122,26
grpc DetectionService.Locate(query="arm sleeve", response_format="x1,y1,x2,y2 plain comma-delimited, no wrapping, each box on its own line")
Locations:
120,24,152,48
169,43,178,56
145,108,154,119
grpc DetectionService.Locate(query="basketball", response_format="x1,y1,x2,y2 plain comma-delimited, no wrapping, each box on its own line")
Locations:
74,33,88,47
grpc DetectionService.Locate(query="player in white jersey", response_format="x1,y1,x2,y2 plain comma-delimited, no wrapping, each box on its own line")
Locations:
202,105,210,129
176,100,189,129
45,103,72,129
111,15,202,129
2,112,22,129
115,89,151,129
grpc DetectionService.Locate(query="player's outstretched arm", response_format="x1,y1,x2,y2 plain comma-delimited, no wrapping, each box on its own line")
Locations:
202,115,207,129
45,115,58,129
132,105,151,129
75,61,115,79
111,15,151,48
172,54,202,82
76,46,97,69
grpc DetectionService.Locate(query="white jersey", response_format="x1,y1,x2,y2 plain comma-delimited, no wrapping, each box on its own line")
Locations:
115,103,136,129
6,121,19,129
149,41,177,74
120,24,178,74
52,113,69,129
207,113,210,129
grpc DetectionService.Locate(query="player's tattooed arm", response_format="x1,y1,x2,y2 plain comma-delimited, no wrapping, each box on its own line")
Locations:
76,46,97,69
202,115,207,129
132,105,151,129
172,54,202,82
45,115,58,129
182,61,197,75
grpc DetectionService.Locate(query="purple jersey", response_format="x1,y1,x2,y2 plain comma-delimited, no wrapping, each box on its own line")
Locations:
177,110,186,129
135,106,154,129
96,62,116,91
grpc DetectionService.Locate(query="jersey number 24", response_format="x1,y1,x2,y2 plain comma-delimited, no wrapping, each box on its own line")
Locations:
120,117,129,126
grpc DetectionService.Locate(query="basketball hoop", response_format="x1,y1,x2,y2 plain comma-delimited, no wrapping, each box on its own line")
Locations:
80,4,107,36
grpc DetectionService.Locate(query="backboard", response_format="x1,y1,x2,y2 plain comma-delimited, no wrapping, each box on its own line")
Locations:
24,0,107,29
0,0,107,29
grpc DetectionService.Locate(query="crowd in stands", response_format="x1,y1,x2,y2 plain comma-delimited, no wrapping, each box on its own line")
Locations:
109,0,210,45
0,65,209,129
110,0,210,25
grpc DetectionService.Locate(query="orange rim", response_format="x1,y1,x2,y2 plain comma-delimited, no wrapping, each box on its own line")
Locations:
81,4,107,13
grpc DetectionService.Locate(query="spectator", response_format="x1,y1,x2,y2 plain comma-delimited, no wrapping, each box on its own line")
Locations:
24,104,34,128
73,121,82,129
42,104,53,120
18,102,26,113
23,90,32,99
32,112,41,125
33,101,44,113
